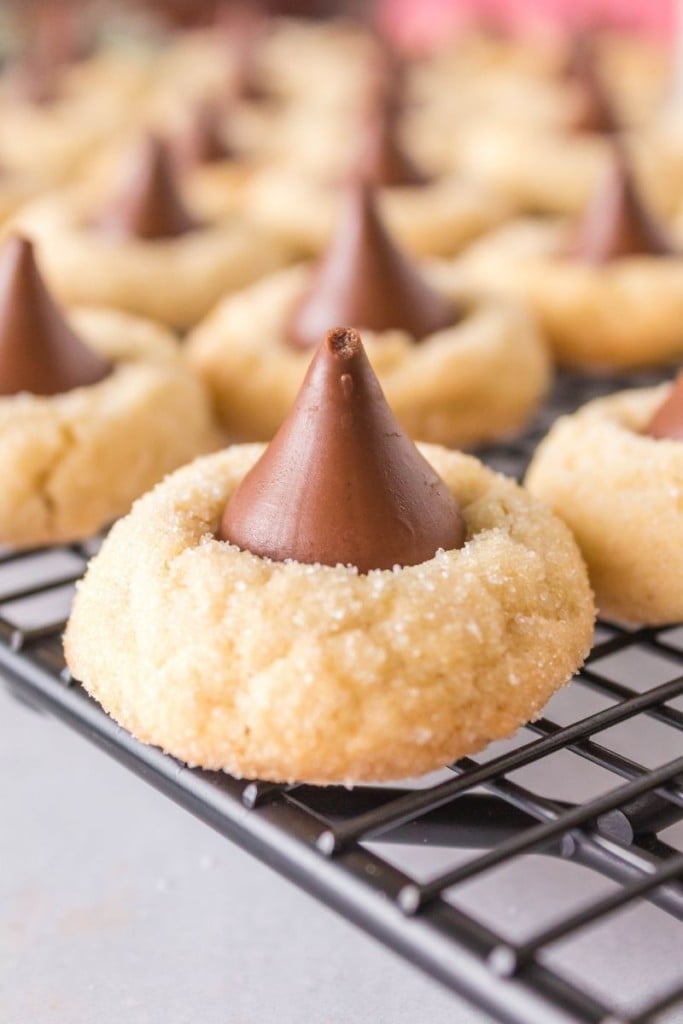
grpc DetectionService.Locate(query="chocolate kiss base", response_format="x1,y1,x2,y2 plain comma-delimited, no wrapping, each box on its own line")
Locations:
568,146,675,265
178,104,235,167
99,136,201,242
15,61,60,106
571,83,616,135
221,327,466,572
286,185,458,350
646,373,683,441
570,65,617,136
0,235,111,397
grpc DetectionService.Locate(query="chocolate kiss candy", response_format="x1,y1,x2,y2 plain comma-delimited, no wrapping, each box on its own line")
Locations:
31,0,93,65
367,26,407,116
566,36,618,135
17,1,89,105
16,60,59,105
177,103,235,168
356,97,430,188
646,373,683,441
570,143,675,265
0,235,110,397
100,136,200,241
286,184,456,350
217,2,270,103
221,327,466,571
564,34,616,134
358,38,427,188
572,75,617,135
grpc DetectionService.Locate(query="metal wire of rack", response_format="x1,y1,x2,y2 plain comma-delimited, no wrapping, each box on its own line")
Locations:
2,370,683,1024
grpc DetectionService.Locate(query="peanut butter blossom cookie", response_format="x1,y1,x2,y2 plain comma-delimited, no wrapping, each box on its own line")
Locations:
451,44,682,221
0,3,147,187
244,70,507,259
65,328,593,784
95,98,258,226
0,233,215,547
454,140,683,369
13,134,289,330
188,181,549,447
526,374,683,626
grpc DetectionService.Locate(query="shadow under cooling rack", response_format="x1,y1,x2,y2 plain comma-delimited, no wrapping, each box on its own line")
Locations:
2,370,683,1024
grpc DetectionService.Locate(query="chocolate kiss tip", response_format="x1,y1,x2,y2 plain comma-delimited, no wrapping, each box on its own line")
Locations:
286,184,456,350
221,327,466,572
100,135,201,242
646,373,683,441
0,235,110,397
327,325,360,359
16,66,58,106
570,144,676,265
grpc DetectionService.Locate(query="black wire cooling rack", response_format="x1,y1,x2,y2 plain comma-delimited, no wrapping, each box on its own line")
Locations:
2,370,683,1024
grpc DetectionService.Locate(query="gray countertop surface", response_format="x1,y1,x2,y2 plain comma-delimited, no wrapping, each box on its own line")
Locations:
1,685,489,1024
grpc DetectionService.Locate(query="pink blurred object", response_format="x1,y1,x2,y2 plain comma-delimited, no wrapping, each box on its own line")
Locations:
382,0,675,51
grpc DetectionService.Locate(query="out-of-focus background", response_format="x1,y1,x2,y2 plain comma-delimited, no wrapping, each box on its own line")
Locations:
2,4,683,1024
385,0,676,46
1,0,677,46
